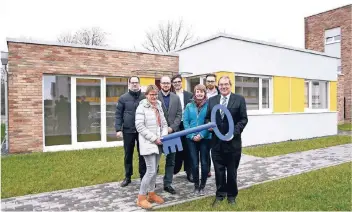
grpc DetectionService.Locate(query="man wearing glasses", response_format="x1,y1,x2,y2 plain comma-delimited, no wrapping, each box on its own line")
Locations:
115,76,146,187
158,76,182,194
171,74,194,183
205,76,248,206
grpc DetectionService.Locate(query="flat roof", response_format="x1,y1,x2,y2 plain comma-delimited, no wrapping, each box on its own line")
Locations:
6,37,179,57
175,33,340,59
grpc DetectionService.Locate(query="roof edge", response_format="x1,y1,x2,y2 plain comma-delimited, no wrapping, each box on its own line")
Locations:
6,37,179,57
304,4,351,19
175,33,340,59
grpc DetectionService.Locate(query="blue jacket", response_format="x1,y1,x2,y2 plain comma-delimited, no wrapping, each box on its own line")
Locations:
183,100,212,140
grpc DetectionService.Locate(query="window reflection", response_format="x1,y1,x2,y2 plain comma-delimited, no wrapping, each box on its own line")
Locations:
44,75,71,146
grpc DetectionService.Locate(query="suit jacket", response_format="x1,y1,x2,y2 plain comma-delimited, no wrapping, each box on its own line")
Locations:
183,91,193,109
158,91,183,132
205,93,248,153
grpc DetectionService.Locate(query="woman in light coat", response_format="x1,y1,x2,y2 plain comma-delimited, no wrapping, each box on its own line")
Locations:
135,85,168,209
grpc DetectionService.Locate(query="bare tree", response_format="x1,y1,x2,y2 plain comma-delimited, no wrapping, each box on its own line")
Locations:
142,19,194,52
57,27,109,46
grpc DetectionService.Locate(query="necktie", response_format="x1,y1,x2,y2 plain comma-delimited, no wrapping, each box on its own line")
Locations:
220,96,227,119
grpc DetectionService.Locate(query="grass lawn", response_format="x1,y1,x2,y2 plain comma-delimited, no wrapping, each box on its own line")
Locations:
242,135,351,157
338,123,352,131
158,162,352,211
1,147,166,199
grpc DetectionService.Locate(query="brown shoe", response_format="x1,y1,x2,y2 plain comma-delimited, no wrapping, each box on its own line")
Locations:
147,192,164,204
137,194,152,209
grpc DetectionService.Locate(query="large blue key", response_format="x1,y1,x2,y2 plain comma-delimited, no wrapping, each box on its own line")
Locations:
161,104,234,154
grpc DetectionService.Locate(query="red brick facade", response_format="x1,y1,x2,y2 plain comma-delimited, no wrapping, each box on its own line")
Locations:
304,4,352,123
7,41,178,153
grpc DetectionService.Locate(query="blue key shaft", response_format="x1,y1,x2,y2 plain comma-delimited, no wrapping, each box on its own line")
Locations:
161,122,217,142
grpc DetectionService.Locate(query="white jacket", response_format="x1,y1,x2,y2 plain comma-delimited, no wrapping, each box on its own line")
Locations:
135,99,168,155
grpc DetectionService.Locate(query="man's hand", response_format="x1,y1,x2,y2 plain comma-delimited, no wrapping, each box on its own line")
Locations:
116,132,122,138
208,128,213,132
168,127,173,133
155,138,162,145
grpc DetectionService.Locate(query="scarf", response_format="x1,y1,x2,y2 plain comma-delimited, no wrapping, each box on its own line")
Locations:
193,95,207,109
150,102,161,127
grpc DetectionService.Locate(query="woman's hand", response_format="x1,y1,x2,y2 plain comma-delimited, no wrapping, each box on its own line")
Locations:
193,134,201,142
155,138,162,145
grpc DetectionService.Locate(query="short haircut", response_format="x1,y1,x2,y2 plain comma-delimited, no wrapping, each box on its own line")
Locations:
218,76,232,86
129,76,140,83
145,85,159,95
171,74,182,82
160,76,171,82
205,73,216,79
194,84,207,94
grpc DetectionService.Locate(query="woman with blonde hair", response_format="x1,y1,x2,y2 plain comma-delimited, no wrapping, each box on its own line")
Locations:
183,84,211,196
135,85,168,209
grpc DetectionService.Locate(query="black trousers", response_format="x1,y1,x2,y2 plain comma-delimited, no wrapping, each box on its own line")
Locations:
173,122,192,175
211,148,241,199
123,132,146,179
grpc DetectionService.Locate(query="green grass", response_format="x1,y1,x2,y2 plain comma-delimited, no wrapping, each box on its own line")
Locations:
1,147,165,199
1,124,4,141
45,134,121,146
243,135,351,157
338,123,352,131
158,162,352,211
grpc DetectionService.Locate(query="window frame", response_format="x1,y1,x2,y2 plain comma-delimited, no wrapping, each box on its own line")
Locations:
235,74,273,115
325,35,341,45
304,80,330,113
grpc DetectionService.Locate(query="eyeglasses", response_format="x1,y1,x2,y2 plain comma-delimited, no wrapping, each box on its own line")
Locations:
206,80,215,83
172,81,182,84
130,82,139,84
161,82,171,85
219,83,230,87
148,94,158,96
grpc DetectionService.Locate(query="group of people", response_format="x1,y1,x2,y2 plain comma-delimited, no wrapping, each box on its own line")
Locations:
115,73,248,209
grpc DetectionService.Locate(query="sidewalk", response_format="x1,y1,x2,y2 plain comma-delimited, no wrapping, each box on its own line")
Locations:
1,144,351,211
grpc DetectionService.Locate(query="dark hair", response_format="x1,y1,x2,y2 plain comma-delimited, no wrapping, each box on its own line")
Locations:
205,73,216,79
171,74,182,83
129,76,140,83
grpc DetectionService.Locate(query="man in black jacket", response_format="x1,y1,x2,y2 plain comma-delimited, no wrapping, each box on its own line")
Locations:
205,76,248,206
171,74,194,182
115,76,146,187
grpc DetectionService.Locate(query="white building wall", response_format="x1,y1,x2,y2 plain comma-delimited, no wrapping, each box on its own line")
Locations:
178,37,339,81
242,112,337,146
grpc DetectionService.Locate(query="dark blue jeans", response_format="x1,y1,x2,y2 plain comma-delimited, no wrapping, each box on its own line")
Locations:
187,138,210,188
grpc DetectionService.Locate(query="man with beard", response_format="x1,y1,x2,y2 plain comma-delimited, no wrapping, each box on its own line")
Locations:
204,73,220,178
171,74,194,183
115,76,146,187
158,76,182,194
205,76,248,206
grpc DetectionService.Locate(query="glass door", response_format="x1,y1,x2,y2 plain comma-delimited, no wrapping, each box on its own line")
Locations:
75,77,103,143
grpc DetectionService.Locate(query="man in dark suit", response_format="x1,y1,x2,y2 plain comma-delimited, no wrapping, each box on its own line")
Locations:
158,76,183,194
171,74,194,182
205,76,248,206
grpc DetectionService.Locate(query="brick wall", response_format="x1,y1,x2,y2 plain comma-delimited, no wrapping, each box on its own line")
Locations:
7,42,179,153
304,4,351,123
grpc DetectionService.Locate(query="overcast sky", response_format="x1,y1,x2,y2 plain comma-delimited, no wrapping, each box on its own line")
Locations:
1,0,351,53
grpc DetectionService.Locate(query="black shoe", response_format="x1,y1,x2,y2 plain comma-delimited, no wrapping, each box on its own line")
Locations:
211,198,223,207
120,178,131,187
193,187,199,195
227,197,236,205
164,186,176,194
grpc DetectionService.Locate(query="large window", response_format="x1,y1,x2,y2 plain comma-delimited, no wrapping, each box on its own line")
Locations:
44,75,72,146
235,76,271,111
305,80,328,110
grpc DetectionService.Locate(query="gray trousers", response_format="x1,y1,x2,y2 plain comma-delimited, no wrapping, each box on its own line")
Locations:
139,153,161,195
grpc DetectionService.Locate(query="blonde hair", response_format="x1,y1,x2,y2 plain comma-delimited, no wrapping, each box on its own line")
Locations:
218,76,232,86
145,85,159,95
194,84,207,94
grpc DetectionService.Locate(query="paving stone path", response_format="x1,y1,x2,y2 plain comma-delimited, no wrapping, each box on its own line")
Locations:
2,144,351,211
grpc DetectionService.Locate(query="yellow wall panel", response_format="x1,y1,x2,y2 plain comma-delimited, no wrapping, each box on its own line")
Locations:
182,80,187,91
139,77,155,86
273,76,290,113
329,81,337,111
290,78,305,112
215,71,235,92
